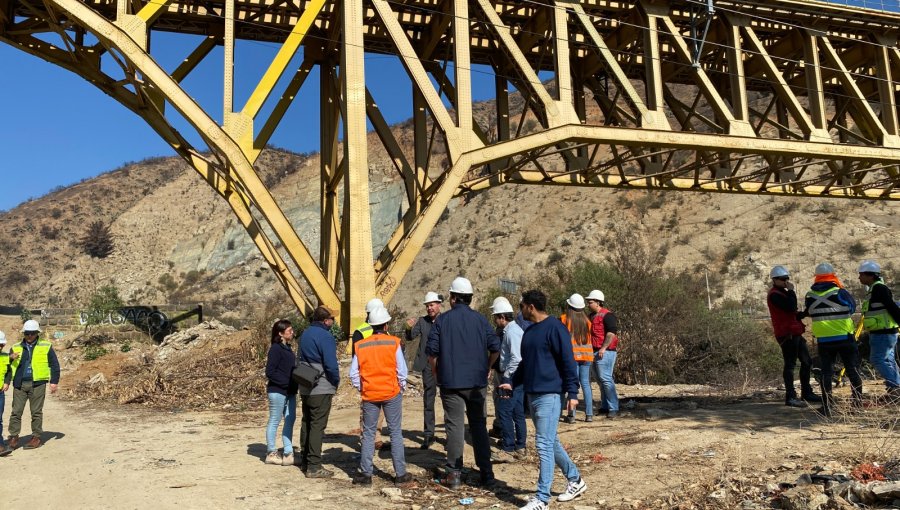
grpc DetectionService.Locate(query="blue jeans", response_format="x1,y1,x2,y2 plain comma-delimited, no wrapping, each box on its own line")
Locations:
497,385,526,451
869,332,900,389
0,391,5,446
562,363,594,418
266,392,296,454
592,350,619,412
529,393,580,503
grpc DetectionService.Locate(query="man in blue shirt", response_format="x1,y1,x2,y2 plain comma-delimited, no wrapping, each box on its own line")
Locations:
297,306,340,478
426,277,500,489
502,290,587,509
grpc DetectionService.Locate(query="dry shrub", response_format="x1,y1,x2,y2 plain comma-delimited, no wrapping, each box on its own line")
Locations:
534,228,780,390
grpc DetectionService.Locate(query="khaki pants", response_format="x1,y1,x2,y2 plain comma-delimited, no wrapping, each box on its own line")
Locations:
9,381,47,437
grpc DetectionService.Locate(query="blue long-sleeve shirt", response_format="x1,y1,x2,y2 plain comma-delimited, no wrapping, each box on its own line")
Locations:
512,316,579,400
297,322,339,394
425,303,500,389
265,342,298,396
499,321,524,384
13,341,61,389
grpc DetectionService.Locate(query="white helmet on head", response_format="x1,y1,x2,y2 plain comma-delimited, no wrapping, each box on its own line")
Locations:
490,296,514,315
367,307,392,326
22,320,41,333
585,290,605,302
449,276,474,294
770,265,790,279
858,260,882,274
422,291,442,304
0,331,6,345
365,298,385,314
566,293,586,310
814,262,835,276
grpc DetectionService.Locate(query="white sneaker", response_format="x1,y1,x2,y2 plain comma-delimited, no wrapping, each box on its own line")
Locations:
519,497,549,510
557,478,587,502
265,451,281,465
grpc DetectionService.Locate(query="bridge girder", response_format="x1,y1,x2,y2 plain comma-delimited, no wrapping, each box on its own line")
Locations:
4,0,900,330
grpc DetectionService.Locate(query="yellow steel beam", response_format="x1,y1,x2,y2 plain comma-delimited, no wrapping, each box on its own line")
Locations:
171,36,217,84
136,0,174,24
252,57,316,163
48,0,341,312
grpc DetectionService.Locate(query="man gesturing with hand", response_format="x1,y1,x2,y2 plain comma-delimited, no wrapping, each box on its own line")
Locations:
501,290,587,509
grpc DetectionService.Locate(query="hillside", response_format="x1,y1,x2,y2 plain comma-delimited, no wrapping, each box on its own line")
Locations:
2,95,900,323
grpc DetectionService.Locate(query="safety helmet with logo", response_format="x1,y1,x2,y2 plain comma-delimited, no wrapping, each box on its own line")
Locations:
490,296,514,315
367,307,392,326
448,276,474,294
22,319,41,333
585,290,605,302
0,330,6,345
365,298,385,314
858,260,882,274
566,293,586,309
814,262,835,275
422,292,442,305
770,265,790,279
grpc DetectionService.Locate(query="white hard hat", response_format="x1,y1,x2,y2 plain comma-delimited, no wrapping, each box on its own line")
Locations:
858,260,882,274
566,293,586,309
0,331,6,345
367,306,392,326
490,296,514,315
585,290,605,302
365,298,385,314
422,291,442,304
449,276,474,294
814,262,835,275
22,320,41,333
770,265,790,278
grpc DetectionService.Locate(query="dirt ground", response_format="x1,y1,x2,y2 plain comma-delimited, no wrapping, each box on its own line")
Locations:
3,381,893,510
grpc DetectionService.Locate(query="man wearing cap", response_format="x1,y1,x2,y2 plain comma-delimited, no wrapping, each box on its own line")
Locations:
804,263,863,417
490,296,526,463
585,290,620,419
858,260,900,397
0,331,12,455
405,291,442,449
350,307,413,485
297,306,340,478
8,320,60,450
767,265,819,408
426,277,501,489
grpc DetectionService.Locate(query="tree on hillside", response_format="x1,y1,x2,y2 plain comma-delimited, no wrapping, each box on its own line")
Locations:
81,221,114,258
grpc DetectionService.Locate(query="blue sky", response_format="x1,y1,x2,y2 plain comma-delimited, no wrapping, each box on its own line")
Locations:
0,29,502,212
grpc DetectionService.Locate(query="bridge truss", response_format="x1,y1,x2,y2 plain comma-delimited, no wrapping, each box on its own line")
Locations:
4,0,900,327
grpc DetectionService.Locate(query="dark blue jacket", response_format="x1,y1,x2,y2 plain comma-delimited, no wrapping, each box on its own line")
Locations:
512,316,579,400
298,322,340,392
425,303,500,389
12,341,61,389
265,342,298,396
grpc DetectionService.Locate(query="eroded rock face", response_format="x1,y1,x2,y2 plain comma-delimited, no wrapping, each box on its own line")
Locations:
156,320,236,360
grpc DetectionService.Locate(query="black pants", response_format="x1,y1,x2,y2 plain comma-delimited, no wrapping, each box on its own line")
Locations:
299,393,333,470
422,365,437,439
440,386,493,477
777,335,814,401
818,340,863,414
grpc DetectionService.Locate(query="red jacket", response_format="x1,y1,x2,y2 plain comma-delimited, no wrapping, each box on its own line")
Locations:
767,287,805,338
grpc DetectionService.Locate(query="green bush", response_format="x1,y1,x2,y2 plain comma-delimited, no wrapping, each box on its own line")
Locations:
84,286,124,327
84,344,109,361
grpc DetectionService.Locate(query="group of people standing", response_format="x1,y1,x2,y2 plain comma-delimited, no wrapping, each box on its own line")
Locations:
767,260,900,417
263,276,620,509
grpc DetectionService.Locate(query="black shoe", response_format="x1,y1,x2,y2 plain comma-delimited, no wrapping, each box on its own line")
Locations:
585,415,593,423
420,436,434,450
0,445,10,457
352,474,372,485
565,415,576,424
606,411,618,420
306,467,335,479
479,474,497,489
394,473,414,484
802,393,822,403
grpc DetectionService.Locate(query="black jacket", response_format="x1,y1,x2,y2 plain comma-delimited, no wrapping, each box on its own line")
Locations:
266,342,298,395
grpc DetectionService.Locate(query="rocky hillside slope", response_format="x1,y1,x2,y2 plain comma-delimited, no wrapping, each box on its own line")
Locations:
2,102,899,324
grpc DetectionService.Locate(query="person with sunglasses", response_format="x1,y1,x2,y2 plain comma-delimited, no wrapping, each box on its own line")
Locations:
767,266,820,408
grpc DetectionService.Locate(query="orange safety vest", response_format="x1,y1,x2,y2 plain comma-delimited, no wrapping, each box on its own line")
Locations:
355,332,402,402
561,313,594,363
